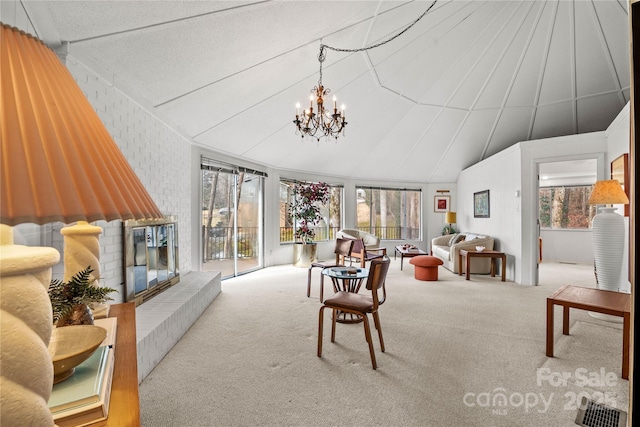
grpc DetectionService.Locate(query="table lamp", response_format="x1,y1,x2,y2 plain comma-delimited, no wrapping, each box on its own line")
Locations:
444,211,457,234
587,179,629,292
1,24,162,425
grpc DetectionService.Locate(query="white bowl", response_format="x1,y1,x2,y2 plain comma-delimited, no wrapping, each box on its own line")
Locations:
475,246,485,252
48,325,107,383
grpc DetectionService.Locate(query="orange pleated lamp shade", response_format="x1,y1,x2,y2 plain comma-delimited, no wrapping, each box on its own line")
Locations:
1,24,163,226
587,180,629,205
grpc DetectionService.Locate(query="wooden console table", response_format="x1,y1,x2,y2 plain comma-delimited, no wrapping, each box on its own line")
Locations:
546,285,630,380
394,245,427,270
458,249,506,281
88,302,140,426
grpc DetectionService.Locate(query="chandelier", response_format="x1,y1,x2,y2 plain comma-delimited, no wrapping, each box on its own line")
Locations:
293,0,438,142
293,46,346,141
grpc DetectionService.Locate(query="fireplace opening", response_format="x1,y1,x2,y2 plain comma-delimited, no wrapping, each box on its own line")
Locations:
123,216,179,305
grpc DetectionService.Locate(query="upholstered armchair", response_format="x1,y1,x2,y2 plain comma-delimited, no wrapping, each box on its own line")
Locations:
336,229,386,267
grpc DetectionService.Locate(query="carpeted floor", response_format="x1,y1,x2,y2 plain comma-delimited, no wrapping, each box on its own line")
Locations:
139,261,629,426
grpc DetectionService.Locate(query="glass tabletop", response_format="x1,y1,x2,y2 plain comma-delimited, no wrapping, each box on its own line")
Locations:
322,267,369,279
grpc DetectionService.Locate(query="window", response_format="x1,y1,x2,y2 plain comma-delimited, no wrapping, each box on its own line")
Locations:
280,180,342,243
201,157,265,277
355,186,421,240
539,186,596,229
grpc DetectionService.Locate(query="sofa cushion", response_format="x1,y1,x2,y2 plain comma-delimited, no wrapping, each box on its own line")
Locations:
453,234,466,245
433,246,450,260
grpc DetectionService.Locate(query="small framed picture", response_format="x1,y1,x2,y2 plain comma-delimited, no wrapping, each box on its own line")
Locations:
474,190,490,218
434,195,450,213
610,153,629,217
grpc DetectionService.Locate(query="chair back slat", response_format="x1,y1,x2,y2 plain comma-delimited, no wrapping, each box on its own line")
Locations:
334,238,354,265
350,238,365,254
366,257,390,306
334,238,354,256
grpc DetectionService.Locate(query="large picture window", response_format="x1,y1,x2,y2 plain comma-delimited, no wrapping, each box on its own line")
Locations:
539,185,596,229
201,157,265,277
279,180,342,243
355,186,421,240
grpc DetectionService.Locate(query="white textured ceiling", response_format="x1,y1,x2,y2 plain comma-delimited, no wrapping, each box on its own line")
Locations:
6,0,630,183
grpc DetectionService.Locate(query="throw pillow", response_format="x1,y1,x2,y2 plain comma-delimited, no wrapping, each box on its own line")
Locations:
455,235,466,244
448,234,459,246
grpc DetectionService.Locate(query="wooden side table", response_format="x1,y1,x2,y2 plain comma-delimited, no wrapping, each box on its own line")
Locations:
458,249,506,281
87,302,140,426
546,285,630,380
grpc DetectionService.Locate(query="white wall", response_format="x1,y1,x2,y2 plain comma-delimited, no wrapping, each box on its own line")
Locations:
539,229,593,264
456,128,616,285
520,133,607,285
457,146,522,282
604,103,631,293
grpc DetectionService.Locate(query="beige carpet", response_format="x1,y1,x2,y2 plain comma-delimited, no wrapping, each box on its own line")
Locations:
139,261,629,426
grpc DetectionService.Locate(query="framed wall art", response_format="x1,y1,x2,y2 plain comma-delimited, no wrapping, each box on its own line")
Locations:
610,153,629,217
434,195,450,213
474,190,490,218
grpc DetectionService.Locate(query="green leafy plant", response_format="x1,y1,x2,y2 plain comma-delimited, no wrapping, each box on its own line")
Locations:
48,266,116,324
288,181,331,243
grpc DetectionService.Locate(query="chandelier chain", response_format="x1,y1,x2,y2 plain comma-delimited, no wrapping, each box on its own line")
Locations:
317,0,437,85
294,0,438,142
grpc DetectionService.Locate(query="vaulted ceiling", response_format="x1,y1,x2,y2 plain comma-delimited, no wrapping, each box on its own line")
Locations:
4,0,630,183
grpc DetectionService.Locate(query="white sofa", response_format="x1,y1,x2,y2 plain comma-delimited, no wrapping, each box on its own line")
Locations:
431,233,495,274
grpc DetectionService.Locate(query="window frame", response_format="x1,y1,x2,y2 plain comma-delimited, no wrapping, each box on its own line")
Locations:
279,179,343,243
355,185,422,241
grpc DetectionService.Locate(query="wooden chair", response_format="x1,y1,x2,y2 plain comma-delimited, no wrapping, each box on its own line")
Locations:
346,238,387,267
317,257,390,370
306,238,354,302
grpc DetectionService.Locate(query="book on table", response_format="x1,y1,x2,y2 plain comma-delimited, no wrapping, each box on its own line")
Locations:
94,317,117,348
48,323,116,426
330,267,359,275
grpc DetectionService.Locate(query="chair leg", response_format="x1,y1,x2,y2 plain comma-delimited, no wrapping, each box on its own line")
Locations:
372,311,385,352
307,266,313,298
319,273,324,302
318,306,325,357
330,309,337,342
361,314,377,370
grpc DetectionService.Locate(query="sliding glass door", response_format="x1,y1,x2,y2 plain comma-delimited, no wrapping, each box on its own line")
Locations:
201,163,263,278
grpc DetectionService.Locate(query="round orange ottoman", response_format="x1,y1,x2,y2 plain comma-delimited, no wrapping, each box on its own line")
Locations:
409,256,444,281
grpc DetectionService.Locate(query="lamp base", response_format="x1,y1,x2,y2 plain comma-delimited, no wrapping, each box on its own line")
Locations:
591,207,624,292
0,225,60,426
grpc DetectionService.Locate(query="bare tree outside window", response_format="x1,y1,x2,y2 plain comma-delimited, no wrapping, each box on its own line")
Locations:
356,187,421,240
539,186,596,229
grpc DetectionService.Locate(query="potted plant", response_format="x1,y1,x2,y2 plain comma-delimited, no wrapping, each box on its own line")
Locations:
442,224,457,235
289,181,331,267
48,266,116,326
